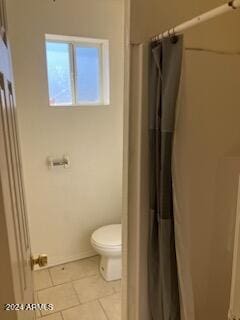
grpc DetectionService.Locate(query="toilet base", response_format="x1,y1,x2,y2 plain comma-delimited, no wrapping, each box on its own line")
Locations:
100,255,122,281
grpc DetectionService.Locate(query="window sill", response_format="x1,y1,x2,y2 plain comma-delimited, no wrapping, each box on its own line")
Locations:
49,104,111,108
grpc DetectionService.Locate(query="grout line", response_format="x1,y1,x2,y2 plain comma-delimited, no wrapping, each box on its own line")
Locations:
36,275,98,293
39,313,61,319
47,267,54,287
98,299,110,320
63,292,116,308
36,282,72,293
70,280,82,305
36,280,77,292
57,298,113,318
86,291,116,303
40,303,80,318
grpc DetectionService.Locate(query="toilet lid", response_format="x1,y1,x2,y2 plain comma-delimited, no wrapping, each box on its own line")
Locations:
91,224,121,247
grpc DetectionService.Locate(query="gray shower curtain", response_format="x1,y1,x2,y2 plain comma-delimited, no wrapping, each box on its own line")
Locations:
148,36,183,320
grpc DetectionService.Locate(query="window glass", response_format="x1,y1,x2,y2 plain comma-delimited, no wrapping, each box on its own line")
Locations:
75,46,101,103
46,42,72,105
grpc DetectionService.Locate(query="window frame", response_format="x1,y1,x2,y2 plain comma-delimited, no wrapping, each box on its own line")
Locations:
45,34,110,107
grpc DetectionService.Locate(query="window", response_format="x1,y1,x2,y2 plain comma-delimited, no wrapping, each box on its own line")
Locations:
45,34,110,107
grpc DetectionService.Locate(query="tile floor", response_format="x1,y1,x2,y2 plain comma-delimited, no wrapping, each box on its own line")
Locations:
34,255,121,320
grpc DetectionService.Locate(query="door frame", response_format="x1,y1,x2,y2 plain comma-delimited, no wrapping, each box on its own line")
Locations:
123,1,152,319
0,1,34,319
122,0,130,319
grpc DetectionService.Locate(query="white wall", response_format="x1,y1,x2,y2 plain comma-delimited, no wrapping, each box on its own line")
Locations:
6,0,124,266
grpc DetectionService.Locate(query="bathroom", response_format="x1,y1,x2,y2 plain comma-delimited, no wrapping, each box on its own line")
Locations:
1,0,240,319
5,0,124,319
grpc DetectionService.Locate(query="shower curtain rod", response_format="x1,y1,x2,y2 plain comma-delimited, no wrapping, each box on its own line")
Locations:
151,0,240,42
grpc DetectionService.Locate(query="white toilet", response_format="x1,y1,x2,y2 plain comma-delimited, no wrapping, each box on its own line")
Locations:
91,224,122,281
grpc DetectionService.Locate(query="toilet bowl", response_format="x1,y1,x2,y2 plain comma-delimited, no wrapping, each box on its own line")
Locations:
91,224,121,281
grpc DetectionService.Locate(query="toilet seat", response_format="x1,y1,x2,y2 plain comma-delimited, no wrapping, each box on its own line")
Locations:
91,224,121,248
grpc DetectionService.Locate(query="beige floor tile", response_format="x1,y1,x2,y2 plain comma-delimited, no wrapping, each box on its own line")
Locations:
38,283,79,315
73,275,114,303
100,292,121,320
34,269,52,291
34,292,41,318
39,313,62,320
36,309,41,318
112,280,121,293
62,301,107,320
50,259,99,285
